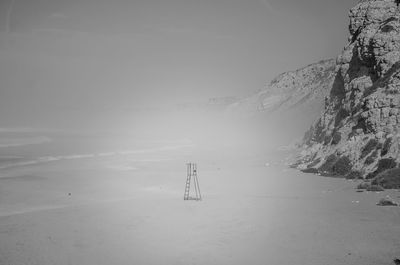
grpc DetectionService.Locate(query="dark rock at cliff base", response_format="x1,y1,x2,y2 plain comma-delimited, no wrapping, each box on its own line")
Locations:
371,167,400,188
356,182,371,189
295,0,400,178
377,198,398,206
366,184,385,191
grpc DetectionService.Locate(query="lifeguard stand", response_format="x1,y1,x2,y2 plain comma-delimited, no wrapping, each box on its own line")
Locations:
184,163,202,201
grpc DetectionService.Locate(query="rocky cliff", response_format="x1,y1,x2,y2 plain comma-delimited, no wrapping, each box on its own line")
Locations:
227,59,336,118
296,0,400,179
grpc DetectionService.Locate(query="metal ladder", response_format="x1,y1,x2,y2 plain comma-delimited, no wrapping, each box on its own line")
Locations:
184,163,201,201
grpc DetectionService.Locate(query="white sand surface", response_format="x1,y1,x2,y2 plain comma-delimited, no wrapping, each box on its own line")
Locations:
0,149,399,265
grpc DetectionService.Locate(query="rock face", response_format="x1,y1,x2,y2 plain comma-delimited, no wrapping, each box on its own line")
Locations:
297,0,400,179
227,59,336,117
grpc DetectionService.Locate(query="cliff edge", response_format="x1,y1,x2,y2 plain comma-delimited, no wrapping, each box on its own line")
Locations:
296,0,400,180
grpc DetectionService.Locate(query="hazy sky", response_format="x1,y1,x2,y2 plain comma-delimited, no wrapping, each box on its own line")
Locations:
0,0,358,129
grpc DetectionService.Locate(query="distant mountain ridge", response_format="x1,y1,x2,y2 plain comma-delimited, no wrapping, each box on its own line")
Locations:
227,59,336,117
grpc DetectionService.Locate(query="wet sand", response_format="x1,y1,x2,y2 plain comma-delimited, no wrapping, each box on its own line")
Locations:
0,149,399,265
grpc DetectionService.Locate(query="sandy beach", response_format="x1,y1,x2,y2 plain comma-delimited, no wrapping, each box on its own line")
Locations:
0,144,399,265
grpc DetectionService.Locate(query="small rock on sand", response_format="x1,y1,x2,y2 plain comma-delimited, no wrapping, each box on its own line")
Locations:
376,198,398,206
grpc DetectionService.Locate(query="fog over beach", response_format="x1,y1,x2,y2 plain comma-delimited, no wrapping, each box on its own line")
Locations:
1,0,400,265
